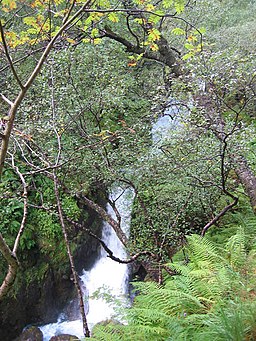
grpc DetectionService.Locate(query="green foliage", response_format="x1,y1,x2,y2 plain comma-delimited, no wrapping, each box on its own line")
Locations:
0,170,25,246
129,128,223,257
0,0,256,333
92,222,256,340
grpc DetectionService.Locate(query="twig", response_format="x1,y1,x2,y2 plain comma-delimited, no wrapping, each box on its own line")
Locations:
0,20,24,89
53,171,90,338
1,93,14,107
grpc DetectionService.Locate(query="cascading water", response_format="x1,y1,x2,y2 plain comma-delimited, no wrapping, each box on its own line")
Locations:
39,106,182,340
40,187,134,340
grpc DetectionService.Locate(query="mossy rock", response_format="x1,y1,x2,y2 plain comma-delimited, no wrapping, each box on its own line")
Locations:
14,326,43,341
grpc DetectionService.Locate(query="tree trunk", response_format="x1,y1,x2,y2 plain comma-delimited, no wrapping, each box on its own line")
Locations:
233,155,256,212
0,236,19,298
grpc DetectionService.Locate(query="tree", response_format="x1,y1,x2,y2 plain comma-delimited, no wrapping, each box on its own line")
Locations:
0,0,192,301
1,3,254,336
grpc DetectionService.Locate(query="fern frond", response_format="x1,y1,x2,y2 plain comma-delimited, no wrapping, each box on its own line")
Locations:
226,227,246,269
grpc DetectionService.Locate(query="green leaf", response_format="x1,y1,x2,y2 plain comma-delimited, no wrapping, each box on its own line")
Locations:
162,0,174,9
184,43,194,50
172,28,185,35
175,1,185,14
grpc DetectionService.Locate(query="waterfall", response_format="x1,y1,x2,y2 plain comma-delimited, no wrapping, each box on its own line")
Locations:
39,106,182,340
40,187,134,340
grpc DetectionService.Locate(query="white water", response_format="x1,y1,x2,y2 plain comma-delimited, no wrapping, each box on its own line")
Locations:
39,108,182,340
152,100,183,147
40,187,134,340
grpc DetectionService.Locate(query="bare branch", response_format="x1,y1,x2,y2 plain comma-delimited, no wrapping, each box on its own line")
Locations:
0,47,45,74
201,122,238,236
0,235,19,298
0,20,24,89
101,26,180,74
0,0,93,177
76,192,128,246
53,171,90,338
62,0,76,24
67,218,156,264
201,197,238,237
9,152,29,257
1,93,14,107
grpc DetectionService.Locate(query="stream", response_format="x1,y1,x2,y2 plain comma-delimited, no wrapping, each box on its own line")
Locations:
40,187,134,340
39,109,181,340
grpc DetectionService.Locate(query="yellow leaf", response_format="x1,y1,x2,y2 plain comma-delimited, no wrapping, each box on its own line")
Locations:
108,13,119,23
93,38,101,45
187,35,197,42
146,4,155,11
2,0,17,11
82,38,90,43
150,43,159,51
66,37,76,44
148,28,161,41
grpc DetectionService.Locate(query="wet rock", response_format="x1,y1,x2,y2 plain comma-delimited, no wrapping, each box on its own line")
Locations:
14,326,43,341
49,334,78,341
0,199,104,340
63,298,80,321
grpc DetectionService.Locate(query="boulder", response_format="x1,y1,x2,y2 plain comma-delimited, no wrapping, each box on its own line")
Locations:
14,326,43,341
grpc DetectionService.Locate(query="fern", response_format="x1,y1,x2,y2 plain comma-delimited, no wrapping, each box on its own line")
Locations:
92,228,256,341
226,226,246,268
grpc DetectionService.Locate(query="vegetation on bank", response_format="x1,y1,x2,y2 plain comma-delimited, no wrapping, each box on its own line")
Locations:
92,209,256,340
0,0,256,339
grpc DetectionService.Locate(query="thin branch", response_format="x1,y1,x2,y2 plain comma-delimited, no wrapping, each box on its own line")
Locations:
0,20,24,89
76,192,128,246
201,128,238,236
53,171,90,338
62,0,77,24
24,0,92,91
1,93,14,107
0,0,93,177
67,218,156,263
8,152,29,256
126,14,140,47
0,47,45,74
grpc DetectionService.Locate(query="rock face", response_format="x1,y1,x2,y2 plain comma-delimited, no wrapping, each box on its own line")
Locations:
49,334,78,341
0,268,74,341
14,326,43,341
0,204,103,341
